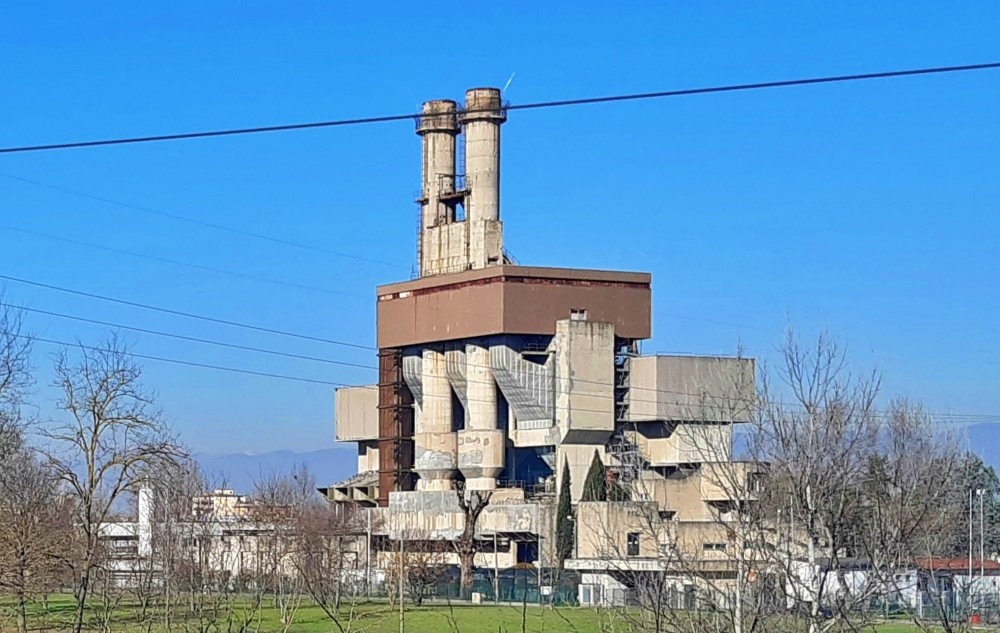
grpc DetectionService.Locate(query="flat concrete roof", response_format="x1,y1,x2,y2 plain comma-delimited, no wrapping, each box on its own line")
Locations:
377,265,651,297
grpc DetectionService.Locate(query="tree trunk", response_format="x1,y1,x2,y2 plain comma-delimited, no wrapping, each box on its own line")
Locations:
806,485,819,633
16,559,28,633
16,594,28,633
735,546,744,633
459,548,475,599
74,572,91,633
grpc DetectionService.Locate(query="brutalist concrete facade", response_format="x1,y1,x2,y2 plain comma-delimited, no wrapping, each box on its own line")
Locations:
328,86,759,580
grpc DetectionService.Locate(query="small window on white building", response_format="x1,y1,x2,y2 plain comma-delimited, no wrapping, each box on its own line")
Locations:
570,308,588,321
627,532,640,557
704,543,727,552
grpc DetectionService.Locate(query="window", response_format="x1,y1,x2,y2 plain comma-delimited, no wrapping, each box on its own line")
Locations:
703,543,727,552
747,472,764,493
570,308,588,321
627,532,640,557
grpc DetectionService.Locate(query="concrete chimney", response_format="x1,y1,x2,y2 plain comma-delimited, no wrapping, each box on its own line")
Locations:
460,88,506,268
416,100,460,228
460,88,506,223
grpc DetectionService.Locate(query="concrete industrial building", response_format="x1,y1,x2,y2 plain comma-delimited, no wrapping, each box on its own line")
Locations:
327,87,761,604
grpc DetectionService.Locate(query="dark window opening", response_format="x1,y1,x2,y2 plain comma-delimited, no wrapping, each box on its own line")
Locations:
451,390,465,432
627,532,640,557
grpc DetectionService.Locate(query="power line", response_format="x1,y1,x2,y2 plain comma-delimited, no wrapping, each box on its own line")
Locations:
12,291,998,423
5,272,997,422
502,62,1000,112
0,172,407,269
0,273,375,351
27,333,344,387
0,223,368,299
7,302,375,371
1,62,998,155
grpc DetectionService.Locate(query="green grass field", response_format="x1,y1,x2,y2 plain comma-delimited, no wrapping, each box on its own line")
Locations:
0,596,947,632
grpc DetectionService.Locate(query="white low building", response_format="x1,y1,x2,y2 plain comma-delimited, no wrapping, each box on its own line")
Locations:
97,488,315,588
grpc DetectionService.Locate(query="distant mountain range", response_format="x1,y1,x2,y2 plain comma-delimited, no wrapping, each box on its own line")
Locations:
195,447,357,495
194,422,1000,498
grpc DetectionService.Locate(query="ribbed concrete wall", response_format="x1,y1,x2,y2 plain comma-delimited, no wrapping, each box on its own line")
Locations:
490,343,554,428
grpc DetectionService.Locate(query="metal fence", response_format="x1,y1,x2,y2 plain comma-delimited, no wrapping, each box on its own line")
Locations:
370,568,579,606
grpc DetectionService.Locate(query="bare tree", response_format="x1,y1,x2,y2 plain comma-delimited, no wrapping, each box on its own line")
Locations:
863,401,966,633
743,333,968,633
0,291,32,418
121,457,206,633
142,457,207,633
454,482,492,600
585,332,971,633
294,501,369,633
0,427,73,633
42,335,186,633
385,531,450,607
252,465,320,633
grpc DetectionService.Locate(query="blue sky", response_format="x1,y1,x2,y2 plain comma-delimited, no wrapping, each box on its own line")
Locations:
0,2,997,457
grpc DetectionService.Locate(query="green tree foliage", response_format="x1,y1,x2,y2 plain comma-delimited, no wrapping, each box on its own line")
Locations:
581,449,607,502
609,478,631,502
555,459,574,567
944,452,1000,558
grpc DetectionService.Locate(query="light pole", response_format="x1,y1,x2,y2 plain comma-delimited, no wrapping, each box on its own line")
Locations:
396,514,404,633
978,489,986,579
366,507,372,600
969,488,972,588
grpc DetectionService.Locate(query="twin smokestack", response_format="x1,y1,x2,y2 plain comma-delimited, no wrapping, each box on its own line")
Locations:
416,88,506,277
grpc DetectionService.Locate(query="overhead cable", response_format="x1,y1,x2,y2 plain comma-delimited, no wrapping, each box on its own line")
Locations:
1,62,997,154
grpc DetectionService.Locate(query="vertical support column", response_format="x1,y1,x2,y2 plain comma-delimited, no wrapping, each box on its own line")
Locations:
458,342,504,490
415,347,457,490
